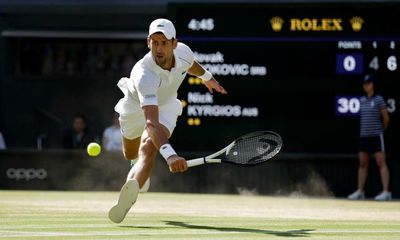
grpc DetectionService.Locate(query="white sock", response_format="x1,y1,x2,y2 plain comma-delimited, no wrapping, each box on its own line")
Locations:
127,158,138,181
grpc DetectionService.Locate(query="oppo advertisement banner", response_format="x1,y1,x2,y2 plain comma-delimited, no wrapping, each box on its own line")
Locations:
1,150,398,196
0,151,129,190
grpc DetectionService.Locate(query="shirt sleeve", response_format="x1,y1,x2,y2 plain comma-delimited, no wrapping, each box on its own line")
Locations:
377,96,387,110
177,43,195,68
132,67,160,107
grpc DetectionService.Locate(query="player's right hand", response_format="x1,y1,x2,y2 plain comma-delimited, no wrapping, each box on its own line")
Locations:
167,155,188,173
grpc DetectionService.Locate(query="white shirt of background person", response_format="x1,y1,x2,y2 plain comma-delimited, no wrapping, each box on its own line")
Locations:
102,113,122,151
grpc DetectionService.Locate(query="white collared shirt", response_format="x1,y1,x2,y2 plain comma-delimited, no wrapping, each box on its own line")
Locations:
102,125,122,151
115,42,194,114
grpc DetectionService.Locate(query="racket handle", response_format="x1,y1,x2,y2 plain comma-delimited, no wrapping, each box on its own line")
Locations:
186,158,206,168
186,158,222,167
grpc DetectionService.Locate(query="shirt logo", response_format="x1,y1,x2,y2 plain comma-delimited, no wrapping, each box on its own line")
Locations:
144,94,156,99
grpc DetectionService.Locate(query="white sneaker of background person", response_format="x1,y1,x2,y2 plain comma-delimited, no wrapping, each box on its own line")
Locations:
347,190,365,200
374,191,392,201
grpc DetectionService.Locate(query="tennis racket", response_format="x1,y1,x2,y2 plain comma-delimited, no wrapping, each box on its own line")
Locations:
186,131,282,167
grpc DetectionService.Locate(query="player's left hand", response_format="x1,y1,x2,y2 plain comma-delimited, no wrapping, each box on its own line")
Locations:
204,78,227,94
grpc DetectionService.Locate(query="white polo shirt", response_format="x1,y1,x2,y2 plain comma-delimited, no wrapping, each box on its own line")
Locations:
115,42,194,115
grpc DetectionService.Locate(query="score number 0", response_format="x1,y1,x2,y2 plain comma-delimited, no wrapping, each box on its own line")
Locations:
336,54,363,74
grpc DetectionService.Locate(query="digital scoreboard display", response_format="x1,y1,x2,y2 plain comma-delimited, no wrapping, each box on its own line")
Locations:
169,3,400,154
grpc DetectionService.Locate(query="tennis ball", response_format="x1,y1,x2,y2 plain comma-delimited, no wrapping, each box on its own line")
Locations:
87,142,101,157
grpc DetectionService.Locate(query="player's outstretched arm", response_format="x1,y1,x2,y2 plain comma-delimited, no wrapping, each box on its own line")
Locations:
188,61,227,94
143,105,188,173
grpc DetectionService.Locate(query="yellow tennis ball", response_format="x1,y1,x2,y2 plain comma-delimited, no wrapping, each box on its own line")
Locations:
87,142,101,157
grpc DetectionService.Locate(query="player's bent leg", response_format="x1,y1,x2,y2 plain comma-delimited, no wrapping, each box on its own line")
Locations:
108,178,140,223
122,136,141,160
127,123,171,191
126,162,150,193
123,136,150,192
133,132,158,189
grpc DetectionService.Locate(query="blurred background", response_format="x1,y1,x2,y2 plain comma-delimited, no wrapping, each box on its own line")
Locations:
0,0,398,198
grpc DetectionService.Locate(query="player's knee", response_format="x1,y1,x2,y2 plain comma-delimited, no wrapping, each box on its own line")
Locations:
140,137,157,158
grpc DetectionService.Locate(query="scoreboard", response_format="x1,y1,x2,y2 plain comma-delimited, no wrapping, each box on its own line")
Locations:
169,3,400,154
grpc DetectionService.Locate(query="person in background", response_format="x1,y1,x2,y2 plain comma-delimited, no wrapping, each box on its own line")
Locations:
348,74,391,201
102,112,122,151
0,131,6,150
62,114,95,149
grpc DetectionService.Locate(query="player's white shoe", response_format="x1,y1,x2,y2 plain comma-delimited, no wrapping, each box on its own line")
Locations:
128,160,150,193
347,190,365,200
108,179,139,223
374,191,392,201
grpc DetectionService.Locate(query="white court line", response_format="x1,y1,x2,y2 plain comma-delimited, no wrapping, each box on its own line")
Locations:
315,229,400,233
1,229,400,238
0,230,217,238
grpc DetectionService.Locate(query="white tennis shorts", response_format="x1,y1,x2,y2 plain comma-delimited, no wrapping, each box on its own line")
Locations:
119,99,183,140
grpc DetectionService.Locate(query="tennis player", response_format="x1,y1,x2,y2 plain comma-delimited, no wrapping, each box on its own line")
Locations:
109,18,227,223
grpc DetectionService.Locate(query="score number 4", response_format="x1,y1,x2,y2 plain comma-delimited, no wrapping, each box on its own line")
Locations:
369,56,397,71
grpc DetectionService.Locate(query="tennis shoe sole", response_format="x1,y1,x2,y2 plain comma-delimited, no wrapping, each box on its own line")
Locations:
108,179,139,223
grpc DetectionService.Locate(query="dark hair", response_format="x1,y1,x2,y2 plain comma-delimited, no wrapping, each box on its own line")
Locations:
73,114,87,123
363,74,376,84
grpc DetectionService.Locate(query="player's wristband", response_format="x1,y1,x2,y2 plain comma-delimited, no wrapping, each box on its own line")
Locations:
198,70,213,81
159,143,177,160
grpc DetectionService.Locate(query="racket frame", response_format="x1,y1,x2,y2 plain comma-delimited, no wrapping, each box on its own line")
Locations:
186,131,282,168
186,142,234,167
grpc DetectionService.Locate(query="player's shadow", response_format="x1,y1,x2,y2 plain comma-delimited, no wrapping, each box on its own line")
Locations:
164,220,314,237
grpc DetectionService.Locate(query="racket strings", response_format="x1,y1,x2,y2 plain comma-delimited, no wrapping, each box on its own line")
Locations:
226,131,282,166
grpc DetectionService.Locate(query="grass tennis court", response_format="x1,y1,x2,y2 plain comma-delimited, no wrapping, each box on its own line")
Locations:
1,190,399,239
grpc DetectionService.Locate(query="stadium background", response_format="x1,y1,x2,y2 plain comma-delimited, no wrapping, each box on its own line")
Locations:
0,0,399,197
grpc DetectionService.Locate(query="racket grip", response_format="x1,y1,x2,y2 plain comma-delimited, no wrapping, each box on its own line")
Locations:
186,158,206,168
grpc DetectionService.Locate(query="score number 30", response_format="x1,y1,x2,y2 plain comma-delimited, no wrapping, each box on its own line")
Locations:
336,96,396,115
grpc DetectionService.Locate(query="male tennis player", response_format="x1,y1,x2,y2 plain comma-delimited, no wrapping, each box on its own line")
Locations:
348,74,391,201
108,18,227,223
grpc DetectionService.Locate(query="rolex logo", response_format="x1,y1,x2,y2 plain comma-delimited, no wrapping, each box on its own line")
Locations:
270,17,284,32
350,16,364,32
